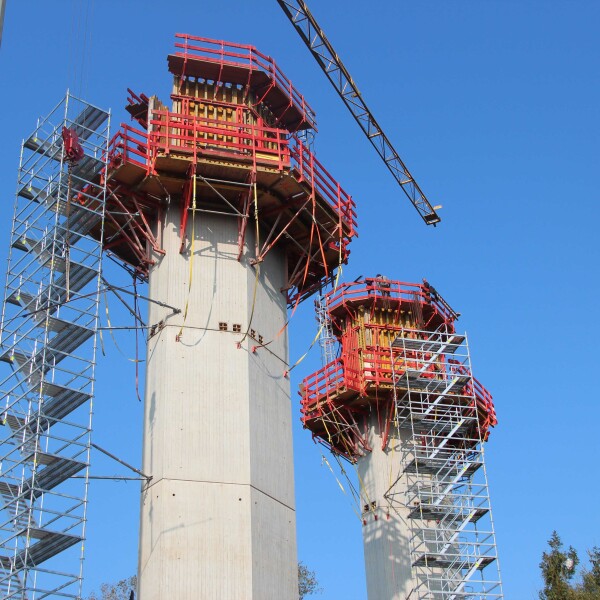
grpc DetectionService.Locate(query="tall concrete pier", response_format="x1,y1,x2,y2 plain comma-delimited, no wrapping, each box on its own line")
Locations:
138,209,297,598
92,34,355,598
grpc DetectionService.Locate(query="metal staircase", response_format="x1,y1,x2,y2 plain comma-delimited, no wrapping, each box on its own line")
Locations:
0,94,109,598
388,328,503,599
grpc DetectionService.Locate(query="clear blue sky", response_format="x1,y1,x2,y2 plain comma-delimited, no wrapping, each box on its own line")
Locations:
1,1,599,598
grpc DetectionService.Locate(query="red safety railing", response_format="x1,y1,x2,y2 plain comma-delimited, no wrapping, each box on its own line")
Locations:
148,109,291,171
291,138,357,234
326,279,457,326
302,343,444,409
145,109,356,236
470,374,497,438
301,358,346,417
448,359,497,438
173,34,317,130
108,124,150,172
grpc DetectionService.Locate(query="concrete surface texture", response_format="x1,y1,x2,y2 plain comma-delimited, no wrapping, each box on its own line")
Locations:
137,204,298,599
358,413,418,600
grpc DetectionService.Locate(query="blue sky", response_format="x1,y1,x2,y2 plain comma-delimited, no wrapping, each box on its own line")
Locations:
1,1,599,598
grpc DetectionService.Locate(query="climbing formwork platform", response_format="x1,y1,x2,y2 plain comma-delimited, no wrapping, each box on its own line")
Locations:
0,94,109,598
103,34,356,304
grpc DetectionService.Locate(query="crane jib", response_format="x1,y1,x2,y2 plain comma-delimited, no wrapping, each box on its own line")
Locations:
276,0,441,226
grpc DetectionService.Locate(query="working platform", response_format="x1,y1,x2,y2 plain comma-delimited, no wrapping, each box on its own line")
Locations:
167,34,316,131
100,35,356,302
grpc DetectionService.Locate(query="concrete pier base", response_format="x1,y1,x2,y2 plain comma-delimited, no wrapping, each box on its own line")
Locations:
358,414,418,600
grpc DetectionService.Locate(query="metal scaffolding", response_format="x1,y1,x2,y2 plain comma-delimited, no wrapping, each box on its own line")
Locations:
0,93,109,598
389,326,502,599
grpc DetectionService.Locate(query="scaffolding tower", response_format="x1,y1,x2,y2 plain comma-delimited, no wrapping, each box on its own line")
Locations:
0,94,110,598
389,326,501,598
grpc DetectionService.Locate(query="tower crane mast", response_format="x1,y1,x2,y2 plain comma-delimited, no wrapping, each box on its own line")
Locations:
277,0,441,225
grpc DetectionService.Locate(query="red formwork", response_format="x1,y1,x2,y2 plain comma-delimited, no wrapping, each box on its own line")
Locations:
325,279,457,330
148,109,292,171
102,35,356,302
300,278,497,460
168,34,317,131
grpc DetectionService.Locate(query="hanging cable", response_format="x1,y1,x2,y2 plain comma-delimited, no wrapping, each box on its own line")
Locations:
102,288,144,366
239,179,260,345
133,276,143,402
321,454,362,522
285,218,344,374
177,171,197,340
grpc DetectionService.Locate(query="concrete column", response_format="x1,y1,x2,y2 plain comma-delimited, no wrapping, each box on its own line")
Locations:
357,413,418,600
137,205,298,599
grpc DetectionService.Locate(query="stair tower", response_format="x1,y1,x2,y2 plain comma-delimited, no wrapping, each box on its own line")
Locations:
0,94,110,598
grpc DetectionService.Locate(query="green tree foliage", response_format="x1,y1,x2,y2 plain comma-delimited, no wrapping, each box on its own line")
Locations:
298,561,322,599
87,564,322,599
87,575,136,600
540,532,600,600
539,531,579,600
574,546,600,600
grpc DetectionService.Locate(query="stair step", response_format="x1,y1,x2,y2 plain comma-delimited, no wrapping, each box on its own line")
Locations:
6,260,97,318
0,454,86,499
403,457,482,477
22,105,107,163
0,569,26,597
45,322,94,363
70,105,109,141
408,505,488,522
412,553,495,571
69,153,103,184
0,481,20,500
42,382,91,421
1,414,37,453
0,529,81,568
393,334,466,354
24,455,86,497
0,321,93,374
23,135,61,159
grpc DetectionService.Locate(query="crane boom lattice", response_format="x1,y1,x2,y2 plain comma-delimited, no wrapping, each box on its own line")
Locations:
277,0,441,225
